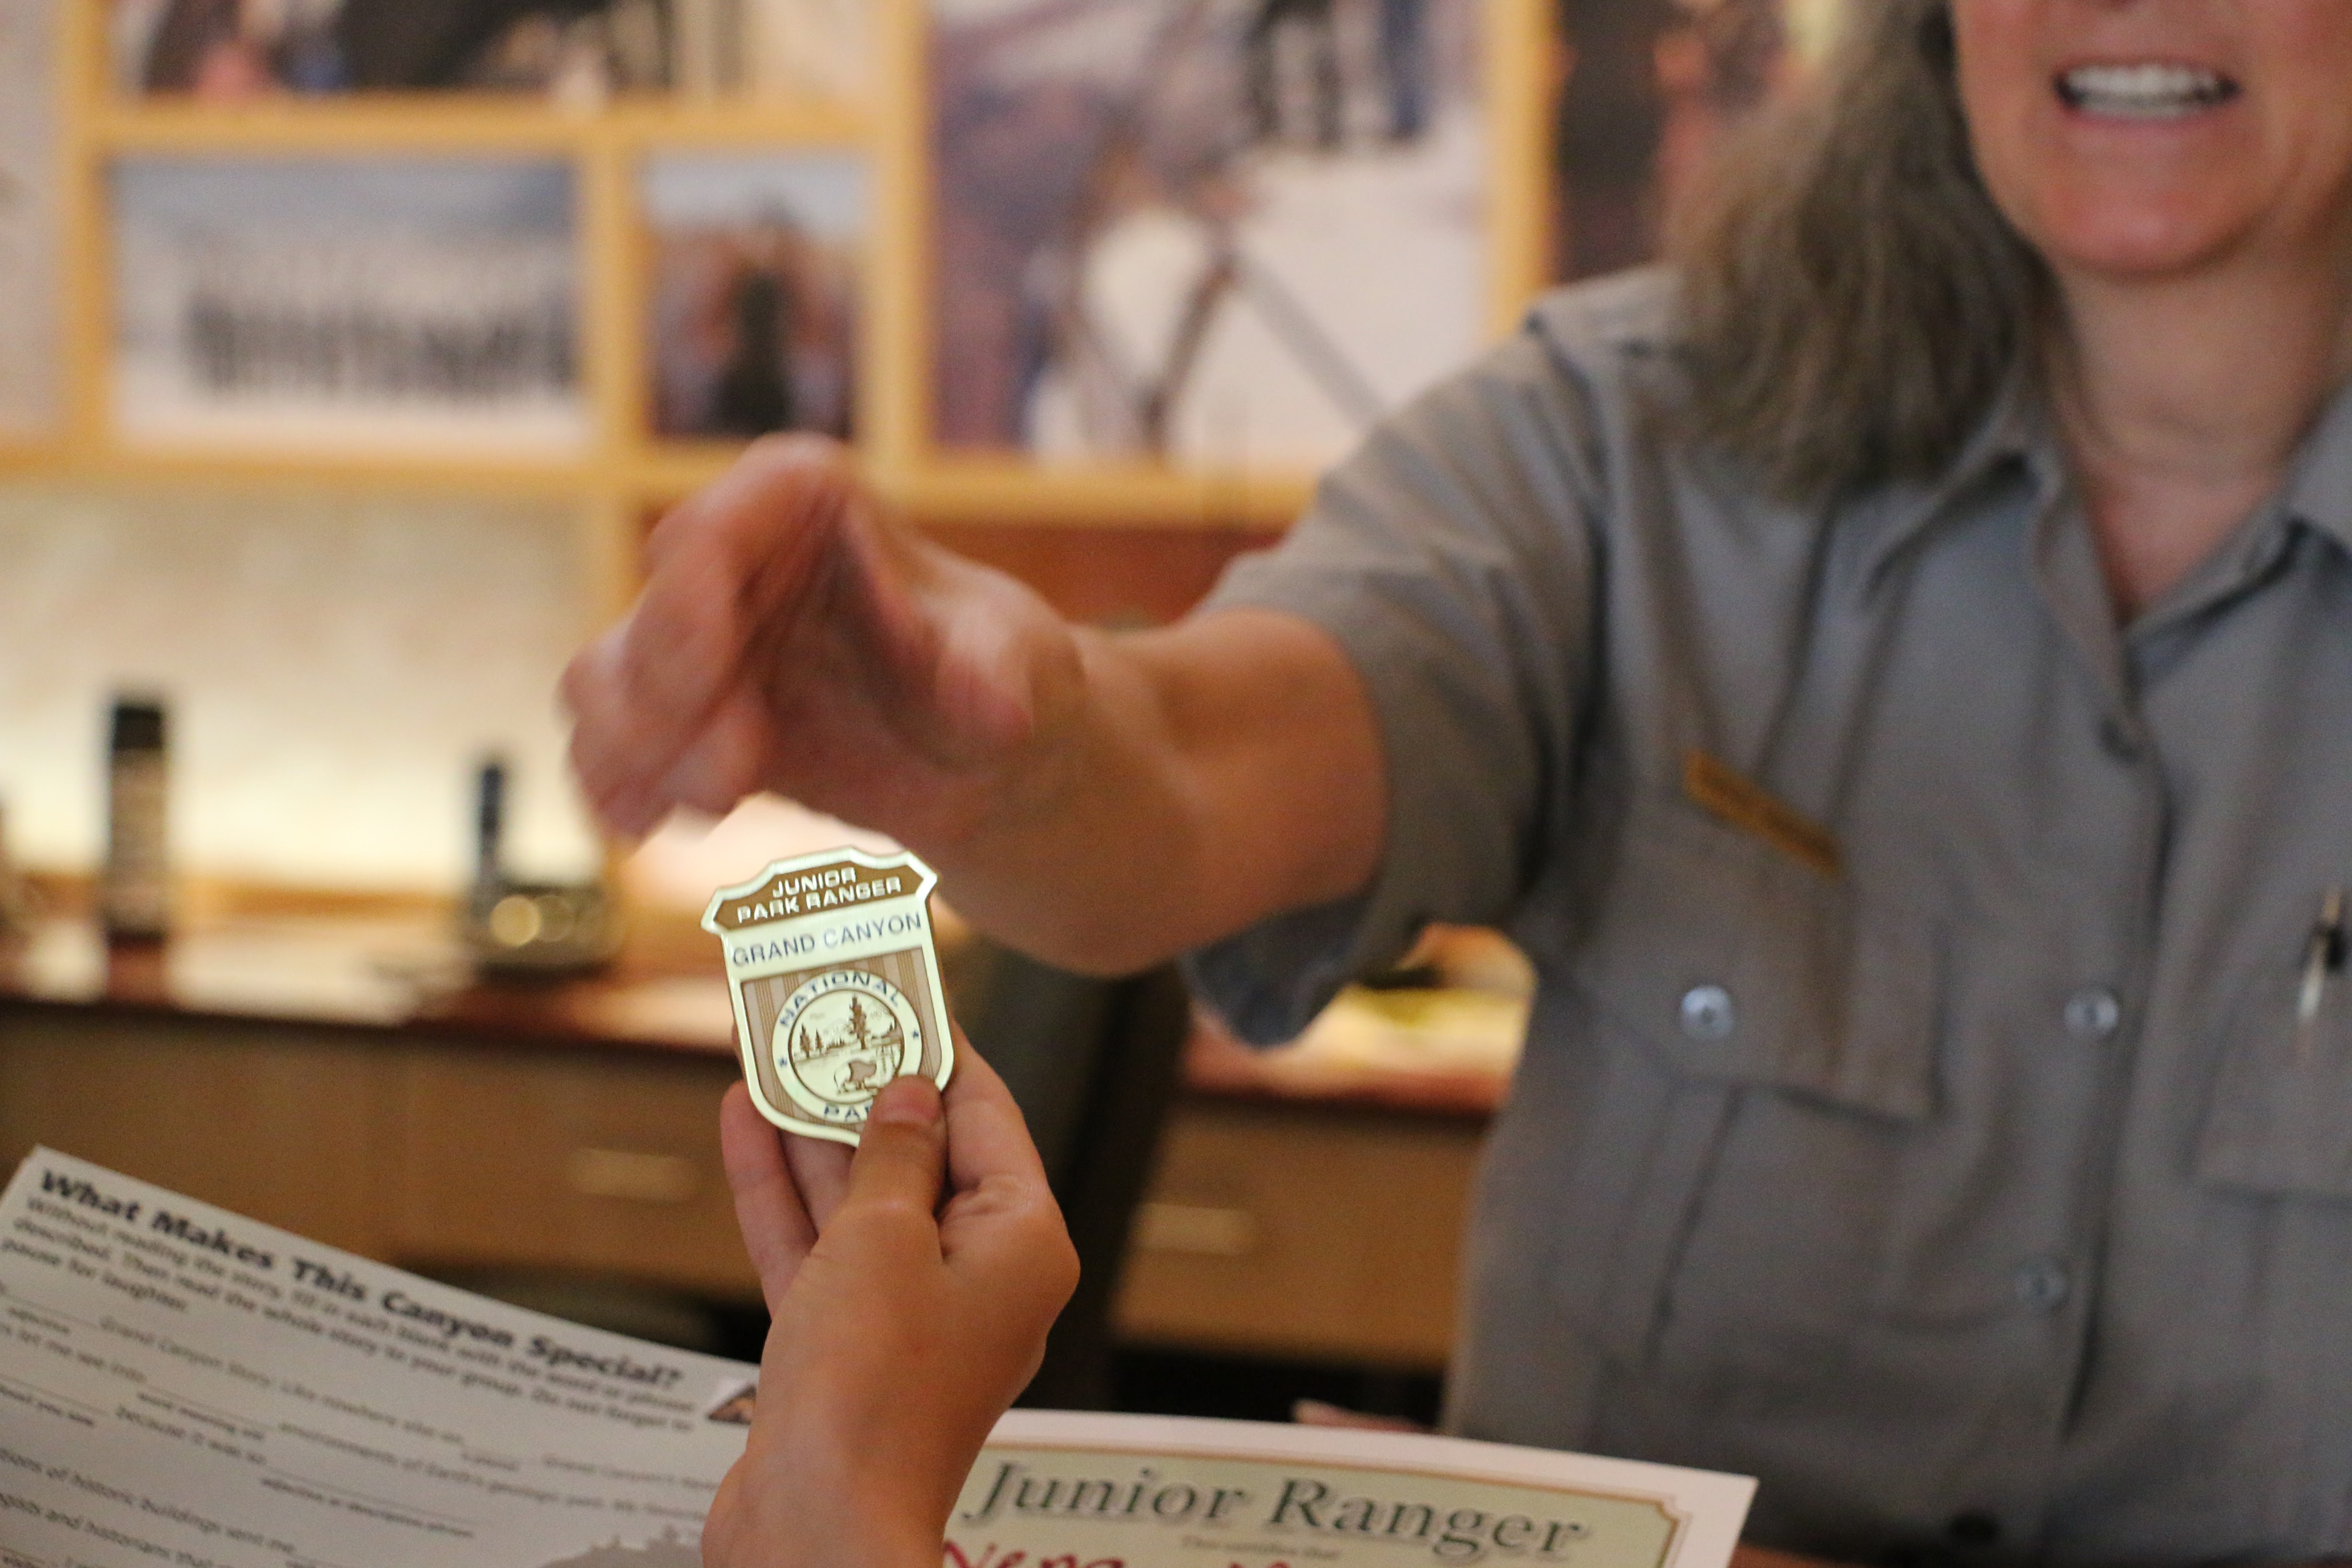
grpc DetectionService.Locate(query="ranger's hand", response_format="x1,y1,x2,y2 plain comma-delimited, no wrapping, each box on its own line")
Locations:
563,437,1081,849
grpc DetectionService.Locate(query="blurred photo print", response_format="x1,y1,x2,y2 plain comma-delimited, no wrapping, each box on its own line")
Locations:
640,150,867,442
110,157,585,454
1553,0,1842,279
0,0,61,438
928,0,1492,472
112,0,677,99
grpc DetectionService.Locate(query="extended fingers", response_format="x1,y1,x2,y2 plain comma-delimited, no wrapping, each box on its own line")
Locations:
654,685,776,818
563,601,742,837
717,1082,820,1315
565,439,865,833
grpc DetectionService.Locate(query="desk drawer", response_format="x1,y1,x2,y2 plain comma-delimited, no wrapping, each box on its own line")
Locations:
1113,1100,1484,1370
0,1010,393,1258
389,1048,757,1298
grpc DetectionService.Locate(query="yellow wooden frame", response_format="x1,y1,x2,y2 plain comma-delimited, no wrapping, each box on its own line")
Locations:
16,0,1554,564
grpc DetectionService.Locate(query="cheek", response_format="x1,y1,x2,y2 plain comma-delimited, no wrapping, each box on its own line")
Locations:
1948,5,2049,235
2262,5,2352,208
2268,0,2352,73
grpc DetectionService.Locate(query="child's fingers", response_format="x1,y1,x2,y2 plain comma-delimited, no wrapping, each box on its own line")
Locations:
717,1082,819,1314
935,1042,1077,1324
782,1126,857,1230
836,1075,950,1227
940,1039,1055,1198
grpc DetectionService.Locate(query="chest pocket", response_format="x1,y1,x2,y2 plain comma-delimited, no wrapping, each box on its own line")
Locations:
1556,791,1943,1396
1568,793,1940,1122
2195,941,2352,1200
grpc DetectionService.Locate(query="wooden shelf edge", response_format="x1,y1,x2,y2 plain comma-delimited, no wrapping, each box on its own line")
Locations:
0,439,70,473
89,94,872,155
6,443,1313,530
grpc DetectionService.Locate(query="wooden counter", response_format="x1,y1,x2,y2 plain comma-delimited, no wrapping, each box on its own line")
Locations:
0,904,1507,1372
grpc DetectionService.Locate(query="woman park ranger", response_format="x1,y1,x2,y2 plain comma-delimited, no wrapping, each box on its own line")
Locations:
571,1,2352,1563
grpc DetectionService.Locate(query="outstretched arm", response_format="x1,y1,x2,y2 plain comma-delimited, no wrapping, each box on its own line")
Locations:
564,437,1384,974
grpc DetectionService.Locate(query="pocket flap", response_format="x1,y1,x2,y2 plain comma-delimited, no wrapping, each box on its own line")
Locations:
1568,796,1939,1122
2196,954,2352,1200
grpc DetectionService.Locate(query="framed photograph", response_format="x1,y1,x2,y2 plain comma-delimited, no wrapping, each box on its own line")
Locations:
110,0,675,97
640,149,868,444
109,156,587,455
0,0,61,440
107,0,872,100
916,0,1552,482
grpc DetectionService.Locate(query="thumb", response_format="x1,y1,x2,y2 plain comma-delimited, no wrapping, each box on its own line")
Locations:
838,1074,948,1225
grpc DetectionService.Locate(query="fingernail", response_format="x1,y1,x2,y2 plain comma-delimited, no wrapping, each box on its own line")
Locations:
869,1075,941,1129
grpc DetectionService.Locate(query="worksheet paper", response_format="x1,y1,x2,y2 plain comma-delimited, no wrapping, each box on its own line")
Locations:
0,1150,1754,1568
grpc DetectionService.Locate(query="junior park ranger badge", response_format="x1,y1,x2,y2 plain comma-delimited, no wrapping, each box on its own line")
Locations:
703,847,954,1145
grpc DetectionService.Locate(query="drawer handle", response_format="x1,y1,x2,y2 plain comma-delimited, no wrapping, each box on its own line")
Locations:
565,1149,701,1205
1133,1202,1259,1258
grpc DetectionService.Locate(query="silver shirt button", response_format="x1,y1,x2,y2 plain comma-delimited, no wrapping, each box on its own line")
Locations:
1679,984,1736,1042
2063,987,2122,1042
2013,1257,2072,1312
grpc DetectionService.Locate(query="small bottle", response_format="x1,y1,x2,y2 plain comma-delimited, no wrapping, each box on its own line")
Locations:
102,696,171,943
465,754,510,946
474,755,508,894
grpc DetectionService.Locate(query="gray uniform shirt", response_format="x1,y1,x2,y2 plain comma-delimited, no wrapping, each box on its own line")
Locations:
1184,270,2352,1567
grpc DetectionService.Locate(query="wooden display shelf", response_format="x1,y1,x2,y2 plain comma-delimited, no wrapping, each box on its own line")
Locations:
15,0,1554,629
628,447,1314,532
0,437,65,471
2,441,1316,537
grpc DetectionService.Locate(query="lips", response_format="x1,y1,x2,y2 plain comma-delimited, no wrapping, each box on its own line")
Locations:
2055,62,2241,120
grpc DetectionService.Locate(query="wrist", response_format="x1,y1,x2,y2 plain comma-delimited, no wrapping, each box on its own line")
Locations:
761,1439,962,1568
831,1523,941,1568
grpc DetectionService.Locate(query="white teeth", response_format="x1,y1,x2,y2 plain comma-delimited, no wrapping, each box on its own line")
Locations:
2059,62,2235,118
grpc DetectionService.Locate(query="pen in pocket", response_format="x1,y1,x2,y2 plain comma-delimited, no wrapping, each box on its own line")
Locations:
2296,885,2345,1057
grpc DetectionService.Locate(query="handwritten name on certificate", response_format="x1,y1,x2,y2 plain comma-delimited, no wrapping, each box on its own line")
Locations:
0,1151,1753,1568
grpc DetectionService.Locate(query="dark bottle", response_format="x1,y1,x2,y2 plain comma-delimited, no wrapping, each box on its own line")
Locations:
102,696,171,943
474,754,508,891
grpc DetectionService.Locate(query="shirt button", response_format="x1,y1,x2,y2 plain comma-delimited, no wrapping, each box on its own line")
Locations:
2063,986,2122,1041
2013,1257,2072,1312
1679,984,1735,1042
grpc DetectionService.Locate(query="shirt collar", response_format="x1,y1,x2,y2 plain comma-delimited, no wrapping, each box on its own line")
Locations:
2280,371,2352,558
1846,363,2352,590
1850,368,2057,591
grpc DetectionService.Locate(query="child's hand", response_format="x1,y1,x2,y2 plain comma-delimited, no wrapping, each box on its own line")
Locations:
703,1044,1079,1568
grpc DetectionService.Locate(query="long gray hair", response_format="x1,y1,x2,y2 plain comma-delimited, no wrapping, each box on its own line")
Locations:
1672,0,2047,502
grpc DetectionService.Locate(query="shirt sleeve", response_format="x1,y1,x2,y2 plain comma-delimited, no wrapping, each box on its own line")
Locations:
1182,319,1609,1044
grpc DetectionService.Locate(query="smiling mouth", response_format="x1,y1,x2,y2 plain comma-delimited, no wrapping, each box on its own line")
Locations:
2055,62,2241,120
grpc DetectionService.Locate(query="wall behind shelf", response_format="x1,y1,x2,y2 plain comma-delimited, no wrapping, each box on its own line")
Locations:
0,480,604,891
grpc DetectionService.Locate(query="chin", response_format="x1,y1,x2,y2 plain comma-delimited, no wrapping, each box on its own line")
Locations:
2024,194,2248,283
